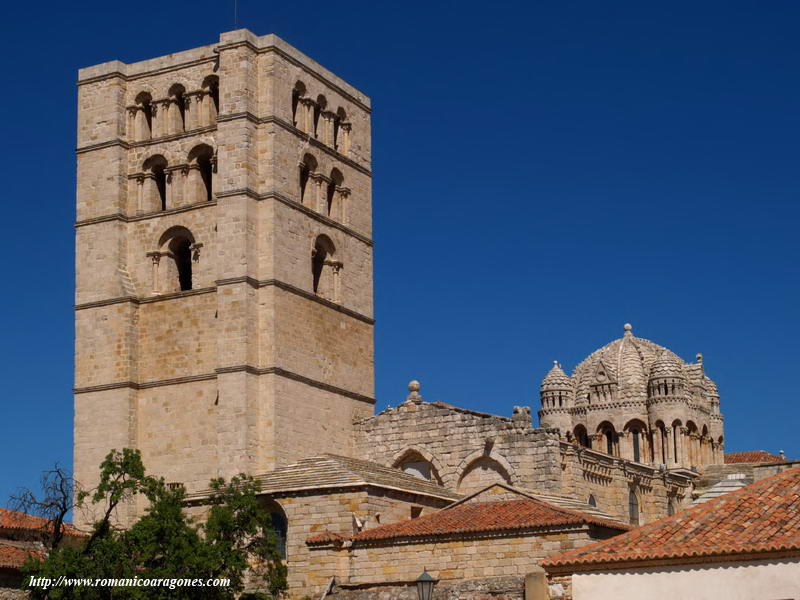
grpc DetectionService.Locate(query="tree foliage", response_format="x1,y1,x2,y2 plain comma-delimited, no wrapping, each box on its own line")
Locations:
18,449,288,599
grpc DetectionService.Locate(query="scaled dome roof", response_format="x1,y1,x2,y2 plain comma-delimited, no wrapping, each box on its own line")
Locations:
540,361,572,392
571,324,685,403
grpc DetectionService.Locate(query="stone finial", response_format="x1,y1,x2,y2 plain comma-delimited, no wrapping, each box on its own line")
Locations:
623,323,633,336
696,352,704,369
407,380,422,404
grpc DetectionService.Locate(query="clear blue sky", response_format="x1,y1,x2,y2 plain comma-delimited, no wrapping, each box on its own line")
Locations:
1,1,799,503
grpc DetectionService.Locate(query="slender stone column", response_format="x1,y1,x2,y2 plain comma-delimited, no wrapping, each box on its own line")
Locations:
339,122,351,155
146,252,161,294
337,187,351,224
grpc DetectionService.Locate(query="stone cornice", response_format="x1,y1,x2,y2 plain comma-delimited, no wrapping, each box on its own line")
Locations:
74,365,375,405
75,116,370,176
214,41,370,113
216,112,371,175
74,191,372,246
125,125,217,149
74,279,374,324
75,200,216,228
77,55,217,87
215,277,374,324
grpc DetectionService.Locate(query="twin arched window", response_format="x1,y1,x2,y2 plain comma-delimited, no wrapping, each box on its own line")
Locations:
299,154,350,222
292,81,351,155
138,145,215,213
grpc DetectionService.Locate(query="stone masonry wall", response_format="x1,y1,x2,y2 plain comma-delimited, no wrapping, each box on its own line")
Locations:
355,399,563,494
355,395,694,526
312,528,600,590
331,576,526,600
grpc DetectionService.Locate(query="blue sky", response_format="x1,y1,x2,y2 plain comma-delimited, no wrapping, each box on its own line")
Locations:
1,1,799,503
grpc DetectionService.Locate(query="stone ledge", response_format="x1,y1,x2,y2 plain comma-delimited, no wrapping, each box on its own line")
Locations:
74,366,375,405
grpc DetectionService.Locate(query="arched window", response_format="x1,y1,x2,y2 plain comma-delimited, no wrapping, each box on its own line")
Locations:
313,94,327,138
168,84,186,133
327,169,343,218
457,456,512,495
672,420,682,463
187,144,214,203
628,491,640,525
573,425,590,448
171,237,192,291
292,81,306,127
598,422,617,456
157,226,196,293
656,421,667,463
143,155,168,212
311,234,338,300
134,92,153,140
260,500,288,560
299,154,317,206
334,107,346,150
588,494,597,508
632,429,641,462
270,511,288,559
201,75,219,126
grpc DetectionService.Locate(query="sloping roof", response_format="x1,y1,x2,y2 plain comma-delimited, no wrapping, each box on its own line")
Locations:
725,450,785,464
0,508,82,536
691,473,751,505
248,455,461,501
448,483,626,525
542,466,800,570
349,495,631,543
0,541,42,569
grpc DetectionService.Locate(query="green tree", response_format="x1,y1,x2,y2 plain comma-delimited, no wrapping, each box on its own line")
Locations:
18,449,287,600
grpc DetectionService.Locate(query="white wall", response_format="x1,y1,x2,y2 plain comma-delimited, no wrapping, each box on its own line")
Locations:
572,558,800,600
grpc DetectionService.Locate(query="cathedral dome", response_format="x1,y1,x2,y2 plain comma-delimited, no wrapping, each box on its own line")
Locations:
572,324,673,403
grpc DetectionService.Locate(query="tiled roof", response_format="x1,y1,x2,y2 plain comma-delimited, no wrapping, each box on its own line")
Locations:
187,455,460,502
724,450,785,464
306,531,345,545
0,541,42,569
349,496,631,543
542,466,800,570
0,508,82,536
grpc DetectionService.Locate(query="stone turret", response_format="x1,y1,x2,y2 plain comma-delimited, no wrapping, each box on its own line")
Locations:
539,361,573,434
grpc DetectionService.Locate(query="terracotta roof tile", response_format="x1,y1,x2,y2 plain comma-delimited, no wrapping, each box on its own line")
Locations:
350,497,631,543
724,450,786,464
306,531,345,544
542,466,800,569
0,508,82,536
0,541,42,569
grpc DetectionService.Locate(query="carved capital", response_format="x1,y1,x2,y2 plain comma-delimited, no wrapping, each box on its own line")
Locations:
190,242,203,262
146,251,161,265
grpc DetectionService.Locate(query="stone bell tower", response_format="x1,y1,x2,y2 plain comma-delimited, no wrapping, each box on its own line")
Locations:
74,30,374,525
